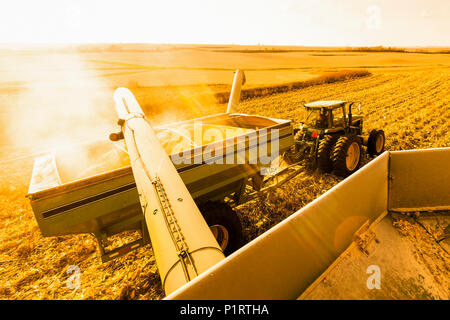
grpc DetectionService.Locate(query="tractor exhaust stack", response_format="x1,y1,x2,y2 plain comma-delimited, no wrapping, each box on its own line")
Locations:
226,69,246,113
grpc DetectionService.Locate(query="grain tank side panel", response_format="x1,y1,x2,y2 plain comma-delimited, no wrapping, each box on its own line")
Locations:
166,152,389,300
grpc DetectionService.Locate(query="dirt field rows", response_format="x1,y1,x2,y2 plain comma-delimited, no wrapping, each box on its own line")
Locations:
0,60,449,299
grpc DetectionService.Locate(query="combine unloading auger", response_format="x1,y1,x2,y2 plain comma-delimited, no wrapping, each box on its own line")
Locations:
112,88,225,294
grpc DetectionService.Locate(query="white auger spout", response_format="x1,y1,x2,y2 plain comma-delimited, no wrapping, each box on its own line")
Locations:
113,87,225,295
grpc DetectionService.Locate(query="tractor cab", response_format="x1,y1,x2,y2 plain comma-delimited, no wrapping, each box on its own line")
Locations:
286,99,385,177
302,100,362,135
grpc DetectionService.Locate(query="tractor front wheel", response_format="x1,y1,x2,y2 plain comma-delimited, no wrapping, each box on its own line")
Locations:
331,135,362,177
198,201,244,256
317,135,338,173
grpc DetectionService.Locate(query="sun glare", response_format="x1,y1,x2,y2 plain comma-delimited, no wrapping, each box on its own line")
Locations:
0,0,449,46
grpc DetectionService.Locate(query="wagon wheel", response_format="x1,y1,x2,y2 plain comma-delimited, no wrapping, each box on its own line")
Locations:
198,201,244,256
367,129,385,157
282,150,301,166
331,134,362,177
317,134,339,173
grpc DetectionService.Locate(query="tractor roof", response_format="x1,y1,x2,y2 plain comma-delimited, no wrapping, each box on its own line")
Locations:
304,100,347,109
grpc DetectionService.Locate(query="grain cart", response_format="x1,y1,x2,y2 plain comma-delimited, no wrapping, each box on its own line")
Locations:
284,101,385,176
26,70,301,294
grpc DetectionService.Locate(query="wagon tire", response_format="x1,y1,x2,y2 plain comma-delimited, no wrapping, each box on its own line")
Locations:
367,129,385,157
317,135,338,173
331,134,362,177
198,201,244,256
282,149,297,165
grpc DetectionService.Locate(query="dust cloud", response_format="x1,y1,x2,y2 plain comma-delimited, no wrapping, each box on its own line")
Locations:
0,50,122,181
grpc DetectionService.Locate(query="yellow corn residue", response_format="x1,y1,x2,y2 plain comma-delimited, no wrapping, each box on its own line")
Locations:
47,123,255,185
156,123,255,155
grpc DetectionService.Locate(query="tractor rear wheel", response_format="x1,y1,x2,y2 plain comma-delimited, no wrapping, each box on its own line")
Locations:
198,201,243,256
317,135,338,173
331,134,362,177
367,129,385,157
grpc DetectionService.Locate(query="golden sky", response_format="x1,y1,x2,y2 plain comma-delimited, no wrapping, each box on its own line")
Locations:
0,0,449,46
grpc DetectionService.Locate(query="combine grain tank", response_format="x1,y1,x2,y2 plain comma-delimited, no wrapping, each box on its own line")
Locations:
166,147,450,299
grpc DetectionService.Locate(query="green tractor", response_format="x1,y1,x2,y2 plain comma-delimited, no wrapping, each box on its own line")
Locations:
285,100,385,177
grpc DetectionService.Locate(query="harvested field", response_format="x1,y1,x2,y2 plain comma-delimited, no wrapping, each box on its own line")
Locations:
235,66,450,246
0,45,449,300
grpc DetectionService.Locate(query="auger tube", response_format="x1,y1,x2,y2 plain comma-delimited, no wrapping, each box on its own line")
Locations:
113,87,225,295
226,69,246,113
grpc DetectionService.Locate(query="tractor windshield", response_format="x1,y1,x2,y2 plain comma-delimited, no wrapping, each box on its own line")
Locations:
304,109,328,128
